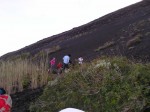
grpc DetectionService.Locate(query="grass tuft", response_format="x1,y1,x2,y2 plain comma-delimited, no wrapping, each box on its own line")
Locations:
95,41,115,52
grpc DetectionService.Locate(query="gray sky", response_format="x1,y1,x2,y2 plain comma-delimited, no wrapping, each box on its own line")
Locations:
0,0,141,56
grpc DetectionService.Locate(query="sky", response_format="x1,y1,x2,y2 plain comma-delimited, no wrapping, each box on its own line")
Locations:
0,0,141,56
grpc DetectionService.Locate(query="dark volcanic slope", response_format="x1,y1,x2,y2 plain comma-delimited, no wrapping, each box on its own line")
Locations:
6,1,150,112
1,0,150,62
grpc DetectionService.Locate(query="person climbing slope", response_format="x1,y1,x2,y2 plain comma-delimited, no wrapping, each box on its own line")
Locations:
49,57,57,74
78,56,83,65
63,54,71,72
57,62,63,75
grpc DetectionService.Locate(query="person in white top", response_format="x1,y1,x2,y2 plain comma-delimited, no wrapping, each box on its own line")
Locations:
63,54,71,70
78,56,83,65
63,55,70,64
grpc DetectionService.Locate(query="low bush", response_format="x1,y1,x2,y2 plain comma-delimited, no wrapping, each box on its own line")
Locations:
30,57,150,112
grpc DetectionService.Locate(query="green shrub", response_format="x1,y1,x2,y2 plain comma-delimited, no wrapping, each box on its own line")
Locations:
30,57,150,112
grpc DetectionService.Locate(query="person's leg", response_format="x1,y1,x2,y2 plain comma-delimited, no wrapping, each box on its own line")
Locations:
63,63,66,71
64,64,69,73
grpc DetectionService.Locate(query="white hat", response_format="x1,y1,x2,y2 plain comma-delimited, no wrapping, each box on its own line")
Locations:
59,108,84,112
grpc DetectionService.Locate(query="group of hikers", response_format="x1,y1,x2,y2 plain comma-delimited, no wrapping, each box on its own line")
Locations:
0,54,83,112
0,88,12,112
48,54,83,75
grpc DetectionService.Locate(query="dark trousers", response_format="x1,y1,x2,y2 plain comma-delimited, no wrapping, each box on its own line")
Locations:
63,63,69,70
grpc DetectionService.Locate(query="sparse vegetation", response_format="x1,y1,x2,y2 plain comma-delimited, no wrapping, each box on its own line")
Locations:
32,45,61,61
95,41,115,52
126,34,142,48
6,52,30,61
45,45,61,55
30,57,150,112
145,32,150,36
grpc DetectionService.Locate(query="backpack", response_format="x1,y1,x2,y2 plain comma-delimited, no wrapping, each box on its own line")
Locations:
0,94,12,112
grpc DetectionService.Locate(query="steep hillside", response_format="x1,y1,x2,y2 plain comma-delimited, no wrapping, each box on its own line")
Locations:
0,0,150,62
5,1,150,111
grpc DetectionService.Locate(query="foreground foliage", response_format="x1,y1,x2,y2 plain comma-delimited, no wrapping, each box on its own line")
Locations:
30,57,150,112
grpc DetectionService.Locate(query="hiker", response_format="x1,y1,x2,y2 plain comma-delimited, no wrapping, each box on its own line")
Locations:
0,88,12,112
57,62,63,75
63,54,71,72
49,57,57,74
78,56,83,65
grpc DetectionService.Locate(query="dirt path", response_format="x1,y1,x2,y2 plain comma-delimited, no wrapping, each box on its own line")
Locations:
11,87,44,112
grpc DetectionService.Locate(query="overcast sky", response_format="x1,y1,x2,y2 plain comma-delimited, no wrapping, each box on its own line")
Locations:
0,0,141,56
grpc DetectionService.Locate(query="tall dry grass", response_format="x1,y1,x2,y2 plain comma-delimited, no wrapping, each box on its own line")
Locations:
0,57,50,94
